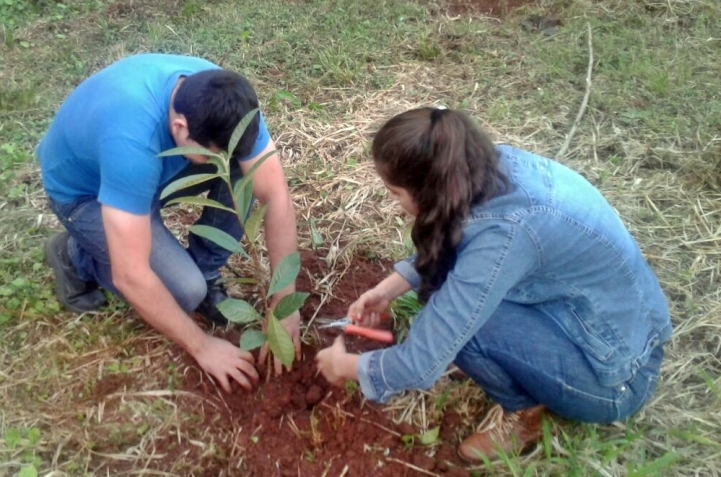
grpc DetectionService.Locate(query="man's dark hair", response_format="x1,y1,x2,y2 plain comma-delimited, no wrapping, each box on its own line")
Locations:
173,69,260,159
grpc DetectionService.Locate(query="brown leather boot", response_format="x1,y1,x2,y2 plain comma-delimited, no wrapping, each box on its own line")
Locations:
458,404,546,463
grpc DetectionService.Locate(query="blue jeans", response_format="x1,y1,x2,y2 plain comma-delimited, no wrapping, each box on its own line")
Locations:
453,301,663,423
47,161,245,312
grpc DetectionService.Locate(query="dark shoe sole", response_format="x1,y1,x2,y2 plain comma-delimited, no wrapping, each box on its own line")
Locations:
44,232,107,313
196,300,229,327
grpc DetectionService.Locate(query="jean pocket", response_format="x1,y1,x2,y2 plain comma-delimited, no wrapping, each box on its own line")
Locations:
50,196,97,224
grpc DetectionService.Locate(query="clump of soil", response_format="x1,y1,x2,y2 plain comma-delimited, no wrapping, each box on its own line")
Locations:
179,250,471,476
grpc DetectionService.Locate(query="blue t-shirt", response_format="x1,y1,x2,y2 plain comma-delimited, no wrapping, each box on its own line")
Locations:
37,53,270,215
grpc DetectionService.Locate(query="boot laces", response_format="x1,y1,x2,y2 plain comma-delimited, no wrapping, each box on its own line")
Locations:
474,404,521,440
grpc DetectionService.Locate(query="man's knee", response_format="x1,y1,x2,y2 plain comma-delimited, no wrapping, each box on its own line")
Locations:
170,273,207,313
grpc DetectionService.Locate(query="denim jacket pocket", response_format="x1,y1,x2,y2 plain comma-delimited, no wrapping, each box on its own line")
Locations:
570,309,615,362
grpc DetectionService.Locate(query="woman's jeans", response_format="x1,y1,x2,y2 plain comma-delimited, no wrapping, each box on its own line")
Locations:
47,161,245,313
453,301,664,423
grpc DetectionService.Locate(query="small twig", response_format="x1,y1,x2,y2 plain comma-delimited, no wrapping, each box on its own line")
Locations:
265,354,272,383
320,400,355,418
556,23,594,161
302,291,331,342
359,417,402,437
386,457,442,477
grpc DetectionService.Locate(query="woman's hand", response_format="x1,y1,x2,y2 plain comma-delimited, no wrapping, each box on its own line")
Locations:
348,289,391,327
315,336,359,386
348,272,412,326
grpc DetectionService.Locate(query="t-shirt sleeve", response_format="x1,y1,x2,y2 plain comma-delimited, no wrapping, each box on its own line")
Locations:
238,112,271,162
97,138,162,215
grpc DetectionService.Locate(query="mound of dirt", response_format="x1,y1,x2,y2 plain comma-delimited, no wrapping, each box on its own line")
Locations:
175,250,471,476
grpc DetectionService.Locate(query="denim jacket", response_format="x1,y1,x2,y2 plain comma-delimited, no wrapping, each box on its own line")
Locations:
357,146,672,403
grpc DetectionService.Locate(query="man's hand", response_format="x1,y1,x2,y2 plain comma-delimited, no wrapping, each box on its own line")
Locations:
193,335,259,392
101,206,259,393
259,310,301,375
315,336,359,386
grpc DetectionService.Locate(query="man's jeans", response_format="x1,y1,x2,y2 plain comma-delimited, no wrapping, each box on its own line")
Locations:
47,160,245,312
453,301,664,423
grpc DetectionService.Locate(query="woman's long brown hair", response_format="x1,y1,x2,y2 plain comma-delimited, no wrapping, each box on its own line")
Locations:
372,108,507,303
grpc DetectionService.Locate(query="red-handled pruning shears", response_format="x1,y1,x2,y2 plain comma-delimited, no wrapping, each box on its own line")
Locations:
317,317,395,344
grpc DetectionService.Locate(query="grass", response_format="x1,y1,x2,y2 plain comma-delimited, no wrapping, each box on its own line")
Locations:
1,0,720,475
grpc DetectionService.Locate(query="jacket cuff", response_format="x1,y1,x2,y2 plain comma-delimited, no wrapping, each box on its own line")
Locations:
394,257,421,291
357,352,379,401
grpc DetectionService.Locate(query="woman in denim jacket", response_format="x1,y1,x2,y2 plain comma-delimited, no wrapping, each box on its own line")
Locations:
316,107,672,462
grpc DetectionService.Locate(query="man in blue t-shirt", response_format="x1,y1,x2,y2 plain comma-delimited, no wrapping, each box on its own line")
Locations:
38,54,301,391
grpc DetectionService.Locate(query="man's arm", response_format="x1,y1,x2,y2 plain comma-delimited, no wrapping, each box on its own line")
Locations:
240,140,298,289
240,140,301,371
101,205,258,392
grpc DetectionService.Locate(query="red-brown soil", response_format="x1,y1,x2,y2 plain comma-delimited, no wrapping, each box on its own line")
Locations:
177,250,471,476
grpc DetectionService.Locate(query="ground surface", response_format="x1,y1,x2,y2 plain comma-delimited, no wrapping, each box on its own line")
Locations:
91,251,472,476
1,0,720,476
183,252,468,477
444,0,534,16
166,4,539,470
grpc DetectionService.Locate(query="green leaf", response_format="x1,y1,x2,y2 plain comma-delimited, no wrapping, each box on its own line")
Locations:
310,219,324,249
160,173,219,200
233,149,278,219
157,146,220,158
217,298,262,324
26,428,40,446
162,196,236,214
267,314,295,369
273,292,309,320
274,90,301,108
11,277,29,288
419,427,440,445
268,252,301,297
629,452,680,477
17,465,37,477
228,108,259,157
189,225,245,255
233,178,254,223
206,154,229,176
244,204,268,243
239,329,267,351
4,427,20,448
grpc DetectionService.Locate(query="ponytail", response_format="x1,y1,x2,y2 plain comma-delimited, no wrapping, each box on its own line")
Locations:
372,108,506,302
